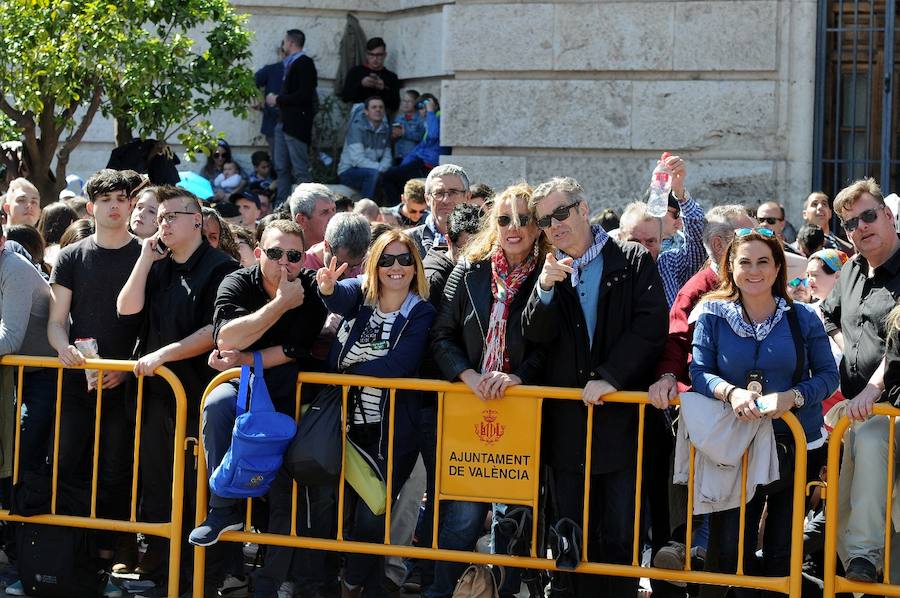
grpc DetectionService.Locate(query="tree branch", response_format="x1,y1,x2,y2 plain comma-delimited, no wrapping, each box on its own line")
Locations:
54,85,102,184
0,96,29,129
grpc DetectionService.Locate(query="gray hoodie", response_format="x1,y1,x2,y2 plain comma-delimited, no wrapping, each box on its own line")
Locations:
337,105,393,175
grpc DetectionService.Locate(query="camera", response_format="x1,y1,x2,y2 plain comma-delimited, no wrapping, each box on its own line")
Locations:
416,99,430,110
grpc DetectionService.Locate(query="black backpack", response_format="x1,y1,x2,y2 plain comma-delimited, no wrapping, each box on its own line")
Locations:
16,524,105,598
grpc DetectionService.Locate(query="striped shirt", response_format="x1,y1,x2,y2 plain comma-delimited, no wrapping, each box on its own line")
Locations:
338,307,399,424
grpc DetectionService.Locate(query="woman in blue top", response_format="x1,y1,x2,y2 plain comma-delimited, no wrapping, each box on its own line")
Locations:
689,228,838,593
317,229,436,598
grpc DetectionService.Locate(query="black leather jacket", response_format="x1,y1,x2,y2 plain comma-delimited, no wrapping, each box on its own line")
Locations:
431,257,545,383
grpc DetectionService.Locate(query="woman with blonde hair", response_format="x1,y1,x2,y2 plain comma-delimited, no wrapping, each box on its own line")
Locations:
427,182,548,596
317,229,436,598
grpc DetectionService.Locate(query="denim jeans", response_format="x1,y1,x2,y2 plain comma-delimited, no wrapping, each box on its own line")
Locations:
201,380,333,596
19,368,57,476
710,483,792,598
381,158,429,206
339,167,381,200
273,122,310,205
423,501,491,598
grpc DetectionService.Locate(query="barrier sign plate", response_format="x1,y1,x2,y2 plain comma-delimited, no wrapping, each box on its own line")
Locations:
439,392,539,503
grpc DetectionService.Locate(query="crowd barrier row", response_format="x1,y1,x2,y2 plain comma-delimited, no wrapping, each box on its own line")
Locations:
0,355,189,597
0,356,895,598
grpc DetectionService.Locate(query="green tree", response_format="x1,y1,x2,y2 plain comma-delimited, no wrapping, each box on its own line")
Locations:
0,0,258,204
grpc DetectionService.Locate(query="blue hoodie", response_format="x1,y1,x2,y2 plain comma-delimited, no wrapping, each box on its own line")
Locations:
321,277,437,457
401,110,448,168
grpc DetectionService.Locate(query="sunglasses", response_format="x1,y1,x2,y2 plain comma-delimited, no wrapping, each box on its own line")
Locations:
536,200,581,229
264,247,304,263
377,252,415,268
757,216,783,225
841,207,881,232
667,208,681,219
788,277,809,288
497,213,531,227
735,227,775,238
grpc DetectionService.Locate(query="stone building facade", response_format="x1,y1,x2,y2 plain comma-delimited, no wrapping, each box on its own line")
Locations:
68,0,818,214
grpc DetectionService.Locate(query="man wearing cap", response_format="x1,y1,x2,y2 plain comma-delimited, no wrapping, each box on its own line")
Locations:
231,191,262,230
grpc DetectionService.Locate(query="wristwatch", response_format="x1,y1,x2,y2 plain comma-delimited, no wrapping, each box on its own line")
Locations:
791,388,805,408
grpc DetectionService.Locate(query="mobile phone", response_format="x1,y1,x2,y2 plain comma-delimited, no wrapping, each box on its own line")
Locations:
155,238,168,255
755,394,778,414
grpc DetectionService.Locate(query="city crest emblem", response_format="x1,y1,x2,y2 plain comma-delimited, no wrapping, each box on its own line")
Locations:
475,409,505,445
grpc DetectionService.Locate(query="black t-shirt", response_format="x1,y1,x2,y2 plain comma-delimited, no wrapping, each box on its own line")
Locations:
49,236,142,360
214,265,327,411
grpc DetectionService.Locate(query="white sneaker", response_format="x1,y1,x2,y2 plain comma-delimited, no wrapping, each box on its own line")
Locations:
4,580,26,596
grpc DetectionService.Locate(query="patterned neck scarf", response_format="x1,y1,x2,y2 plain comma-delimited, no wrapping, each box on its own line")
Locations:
557,225,609,287
695,297,790,341
481,246,538,373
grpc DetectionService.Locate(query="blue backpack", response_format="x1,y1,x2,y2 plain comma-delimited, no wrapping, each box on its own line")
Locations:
209,352,297,498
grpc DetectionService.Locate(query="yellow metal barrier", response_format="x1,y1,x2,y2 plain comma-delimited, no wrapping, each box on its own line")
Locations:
0,355,189,598
823,404,900,597
193,372,810,597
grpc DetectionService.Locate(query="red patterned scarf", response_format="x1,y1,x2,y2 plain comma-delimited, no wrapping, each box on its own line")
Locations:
481,247,538,373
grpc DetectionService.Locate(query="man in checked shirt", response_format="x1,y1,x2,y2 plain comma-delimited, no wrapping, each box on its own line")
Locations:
618,153,708,307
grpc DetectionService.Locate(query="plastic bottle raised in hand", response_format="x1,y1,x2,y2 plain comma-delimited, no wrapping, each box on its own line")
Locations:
646,153,671,218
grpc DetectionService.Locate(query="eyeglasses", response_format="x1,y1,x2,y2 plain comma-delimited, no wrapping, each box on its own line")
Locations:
788,277,809,288
377,252,415,268
212,152,226,158
264,247,304,263
536,200,581,229
734,227,775,238
841,207,882,232
497,213,531,227
157,211,198,226
757,216,783,225
429,188,465,201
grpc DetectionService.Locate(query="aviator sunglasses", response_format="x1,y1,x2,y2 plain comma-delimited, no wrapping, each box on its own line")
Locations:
264,247,304,263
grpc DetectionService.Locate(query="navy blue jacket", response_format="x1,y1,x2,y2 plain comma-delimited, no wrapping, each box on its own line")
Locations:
321,277,436,457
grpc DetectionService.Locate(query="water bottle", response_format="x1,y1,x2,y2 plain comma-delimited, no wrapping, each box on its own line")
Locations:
646,152,671,218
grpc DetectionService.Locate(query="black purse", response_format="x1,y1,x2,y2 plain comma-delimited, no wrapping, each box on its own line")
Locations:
284,385,343,486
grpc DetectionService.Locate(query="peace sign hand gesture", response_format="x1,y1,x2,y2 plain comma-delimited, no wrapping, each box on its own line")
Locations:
316,256,348,296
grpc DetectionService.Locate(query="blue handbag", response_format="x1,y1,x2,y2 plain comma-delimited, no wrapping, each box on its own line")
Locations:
209,351,297,498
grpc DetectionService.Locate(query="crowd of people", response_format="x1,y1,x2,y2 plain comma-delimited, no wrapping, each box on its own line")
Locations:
200,29,446,222
0,153,896,598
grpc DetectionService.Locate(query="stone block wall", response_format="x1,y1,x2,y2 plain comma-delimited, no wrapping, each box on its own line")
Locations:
65,0,817,217
441,0,818,215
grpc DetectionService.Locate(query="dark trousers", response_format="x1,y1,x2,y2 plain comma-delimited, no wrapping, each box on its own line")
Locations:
202,380,335,597
550,467,638,598
381,158,429,206
18,369,58,477
57,379,135,550
141,390,234,591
